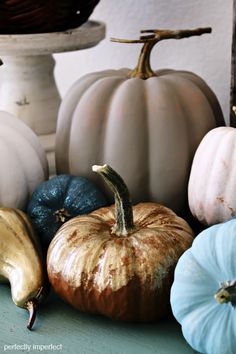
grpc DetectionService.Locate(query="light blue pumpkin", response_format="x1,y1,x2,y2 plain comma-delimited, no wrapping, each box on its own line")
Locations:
170,219,236,354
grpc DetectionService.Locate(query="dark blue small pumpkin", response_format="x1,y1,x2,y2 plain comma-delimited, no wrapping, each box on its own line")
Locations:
27,174,108,249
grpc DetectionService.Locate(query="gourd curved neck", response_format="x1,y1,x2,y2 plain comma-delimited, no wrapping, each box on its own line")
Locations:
92,164,135,236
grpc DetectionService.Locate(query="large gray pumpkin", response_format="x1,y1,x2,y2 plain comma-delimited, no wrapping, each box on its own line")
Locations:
56,28,225,213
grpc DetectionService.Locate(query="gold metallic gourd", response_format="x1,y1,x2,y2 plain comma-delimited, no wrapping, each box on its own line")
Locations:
0,208,48,330
47,165,194,322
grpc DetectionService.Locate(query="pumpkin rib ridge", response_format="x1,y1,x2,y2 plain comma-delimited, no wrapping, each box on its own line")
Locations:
170,71,225,127
180,301,223,354
81,238,110,312
147,76,191,210
58,175,74,205
221,129,236,220
96,77,128,166
70,76,118,170
0,134,31,208
171,246,217,321
133,78,149,200
0,126,46,187
37,175,72,212
56,72,126,173
143,79,152,201
189,154,209,224
188,134,212,224
0,114,48,178
161,73,217,130
203,130,232,224
162,75,193,152
69,76,126,179
15,136,45,197
189,222,231,279
102,78,149,202
155,69,175,76
56,73,105,172
167,76,198,191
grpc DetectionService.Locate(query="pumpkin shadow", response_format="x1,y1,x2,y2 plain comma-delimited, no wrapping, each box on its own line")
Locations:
180,204,205,236
38,290,198,353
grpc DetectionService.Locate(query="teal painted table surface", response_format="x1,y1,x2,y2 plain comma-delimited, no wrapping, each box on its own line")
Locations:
0,284,198,354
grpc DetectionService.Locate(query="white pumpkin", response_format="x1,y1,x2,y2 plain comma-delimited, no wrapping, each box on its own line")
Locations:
188,126,236,225
56,28,225,213
0,111,48,209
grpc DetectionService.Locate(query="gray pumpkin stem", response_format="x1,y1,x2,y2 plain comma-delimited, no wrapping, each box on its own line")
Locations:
111,27,211,80
92,164,135,236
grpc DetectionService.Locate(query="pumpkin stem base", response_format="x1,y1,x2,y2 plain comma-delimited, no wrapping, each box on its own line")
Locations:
215,280,236,306
54,208,71,223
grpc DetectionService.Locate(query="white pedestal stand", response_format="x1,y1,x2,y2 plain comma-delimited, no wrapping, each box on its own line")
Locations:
0,21,105,174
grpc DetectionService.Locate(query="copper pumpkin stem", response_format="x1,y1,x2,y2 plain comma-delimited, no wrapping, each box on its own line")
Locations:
111,27,212,80
26,299,37,330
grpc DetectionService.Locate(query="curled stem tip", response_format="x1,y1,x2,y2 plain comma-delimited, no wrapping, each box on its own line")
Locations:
92,164,107,173
140,27,212,39
26,299,37,330
110,27,211,80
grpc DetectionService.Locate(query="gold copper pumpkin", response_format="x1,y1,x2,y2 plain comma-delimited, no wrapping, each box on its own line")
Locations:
47,165,193,321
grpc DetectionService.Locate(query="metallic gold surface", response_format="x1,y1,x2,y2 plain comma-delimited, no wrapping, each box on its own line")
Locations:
47,202,193,321
0,208,47,309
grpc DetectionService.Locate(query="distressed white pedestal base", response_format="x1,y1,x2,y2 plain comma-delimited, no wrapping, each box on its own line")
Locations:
0,55,59,175
0,21,105,175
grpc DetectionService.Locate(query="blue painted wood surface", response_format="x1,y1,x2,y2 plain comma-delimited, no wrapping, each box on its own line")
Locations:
0,284,198,354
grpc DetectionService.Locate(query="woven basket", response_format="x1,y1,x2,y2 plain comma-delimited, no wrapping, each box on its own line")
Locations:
0,0,100,34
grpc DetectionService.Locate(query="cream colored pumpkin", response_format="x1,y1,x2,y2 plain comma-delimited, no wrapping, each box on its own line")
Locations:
56,28,225,213
0,111,49,209
188,126,236,225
